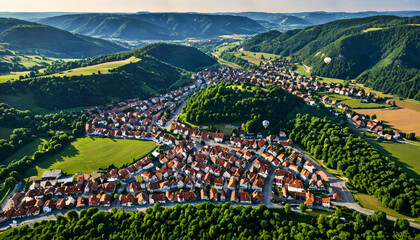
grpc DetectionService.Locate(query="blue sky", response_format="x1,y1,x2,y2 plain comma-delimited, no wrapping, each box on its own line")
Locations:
2,0,420,12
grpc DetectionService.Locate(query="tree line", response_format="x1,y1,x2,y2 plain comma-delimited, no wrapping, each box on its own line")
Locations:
2,203,417,240
287,114,420,217
0,103,88,182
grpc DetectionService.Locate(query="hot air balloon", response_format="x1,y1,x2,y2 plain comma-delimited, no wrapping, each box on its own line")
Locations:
324,57,331,64
262,120,269,128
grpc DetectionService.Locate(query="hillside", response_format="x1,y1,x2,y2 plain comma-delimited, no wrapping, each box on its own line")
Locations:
0,18,126,58
243,16,420,99
0,43,214,110
37,13,265,41
179,82,324,133
0,55,181,110
134,43,217,71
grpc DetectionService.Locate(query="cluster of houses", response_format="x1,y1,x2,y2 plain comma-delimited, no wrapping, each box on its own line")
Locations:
327,85,380,102
348,113,401,140
85,82,200,139
171,122,225,143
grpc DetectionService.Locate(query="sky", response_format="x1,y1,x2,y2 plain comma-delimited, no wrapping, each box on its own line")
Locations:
1,0,419,13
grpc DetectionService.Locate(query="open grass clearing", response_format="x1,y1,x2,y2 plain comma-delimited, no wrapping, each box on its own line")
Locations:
364,138,420,182
325,93,389,109
1,138,46,167
356,108,420,135
354,192,420,222
22,137,157,179
0,127,14,140
44,56,140,78
0,91,96,114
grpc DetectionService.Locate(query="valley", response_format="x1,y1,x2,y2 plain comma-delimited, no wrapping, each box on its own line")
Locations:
0,9,419,239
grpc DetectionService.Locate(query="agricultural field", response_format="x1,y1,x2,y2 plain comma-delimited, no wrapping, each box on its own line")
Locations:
357,108,420,135
43,56,140,78
0,55,79,83
233,50,282,65
0,127,14,140
22,137,157,179
364,138,420,182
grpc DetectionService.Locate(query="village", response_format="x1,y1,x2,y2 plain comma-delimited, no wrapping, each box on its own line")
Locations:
0,58,400,223
197,59,403,141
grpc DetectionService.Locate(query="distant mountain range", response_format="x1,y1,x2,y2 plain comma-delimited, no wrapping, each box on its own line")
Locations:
223,11,420,29
37,13,265,41
243,15,420,100
0,18,126,58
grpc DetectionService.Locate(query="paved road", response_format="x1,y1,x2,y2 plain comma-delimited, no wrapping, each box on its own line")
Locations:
0,182,23,211
294,145,420,229
164,100,186,131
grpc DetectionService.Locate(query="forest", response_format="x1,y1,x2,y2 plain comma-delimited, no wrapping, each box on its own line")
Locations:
0,56,181,110
2,203,417,240
0,103,88,181
180,82,330,133
242,16,420,99
180,82,312,133
287,114,420,217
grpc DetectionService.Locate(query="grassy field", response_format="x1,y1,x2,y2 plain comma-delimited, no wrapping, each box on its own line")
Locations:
0,127,14,140
0,56,138,83
0,91,97,114
354,192,420,222
233,50,282,65
23,137,157,179
326,94,389,109
364,138,420,182
0,92,50,114
0,55,79,83
357,108,420,135
44,56,140,78
1,138,46,166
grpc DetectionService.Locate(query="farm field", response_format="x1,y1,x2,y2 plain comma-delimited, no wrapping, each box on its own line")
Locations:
357,108,420,135
44,56,140,78
233,50,282,65
0,55,79,83
0,127,14,140
22,137,157,179
211,53,242,69
364,138,420,182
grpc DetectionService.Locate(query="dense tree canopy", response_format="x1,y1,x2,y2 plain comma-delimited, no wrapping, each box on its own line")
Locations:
180,82,309,133
2,203,417,240
287,114,420,217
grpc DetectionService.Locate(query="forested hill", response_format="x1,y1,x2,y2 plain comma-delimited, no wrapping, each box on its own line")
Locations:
37,13,265,41
0,55,182,110
44,43,216,73
243,16,420,100
133,43,217,71
0,18,127,58
0,43,214,110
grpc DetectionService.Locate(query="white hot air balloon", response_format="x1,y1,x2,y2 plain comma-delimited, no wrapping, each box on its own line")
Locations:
262,120,269,128
324,57,332,64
